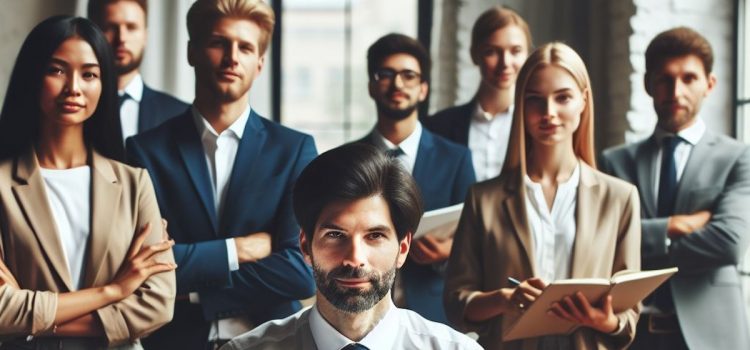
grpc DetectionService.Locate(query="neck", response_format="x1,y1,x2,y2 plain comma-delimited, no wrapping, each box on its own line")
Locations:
118,70,139,91
526,142,578,182
36,124,88,169
376,113,418,145
316,292,391,342
476,82,513,116
194,91,249,134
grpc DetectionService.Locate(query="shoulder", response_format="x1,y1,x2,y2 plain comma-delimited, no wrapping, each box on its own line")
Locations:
396,308,482,349
586,164,638,199
223,308,311,350
130,112,191,147
602,139,643,161
423,130,470,157
256,114,313,142
142,84,189,109
427,103,473,124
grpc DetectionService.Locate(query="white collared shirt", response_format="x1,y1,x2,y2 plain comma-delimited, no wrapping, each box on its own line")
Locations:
468,103,514,181
523,163,580,282
119,74,144,144
369,122,422,174
190,105,255,340
652,118,706,206
40,166,91,290
309,300,481,350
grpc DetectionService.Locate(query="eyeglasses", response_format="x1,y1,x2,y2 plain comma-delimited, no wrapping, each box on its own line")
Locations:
373,69,422,87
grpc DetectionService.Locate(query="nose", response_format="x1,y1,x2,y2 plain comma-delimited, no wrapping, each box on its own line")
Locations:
500,50,511,68
392,73,405,88
671,79,684,99
64,73,82,96
222,42,239,67
543,98,556,118
342,236,367,268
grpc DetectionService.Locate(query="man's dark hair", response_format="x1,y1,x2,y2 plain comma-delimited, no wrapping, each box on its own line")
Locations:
645,26,714,77
293,143,424,244
366,33,431,82
87,0,148,27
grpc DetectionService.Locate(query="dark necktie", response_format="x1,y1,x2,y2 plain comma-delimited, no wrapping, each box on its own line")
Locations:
385,147,404,159
657,136,681,217
118,92,131,109
342,344,369,350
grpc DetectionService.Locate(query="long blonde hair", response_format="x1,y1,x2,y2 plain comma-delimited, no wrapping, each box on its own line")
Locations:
503,42,596,178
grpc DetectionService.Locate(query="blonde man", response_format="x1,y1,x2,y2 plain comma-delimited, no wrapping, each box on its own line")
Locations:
127,1,317,349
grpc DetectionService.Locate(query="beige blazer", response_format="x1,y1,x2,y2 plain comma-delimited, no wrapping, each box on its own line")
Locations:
0,148,176,346
444,162,641,350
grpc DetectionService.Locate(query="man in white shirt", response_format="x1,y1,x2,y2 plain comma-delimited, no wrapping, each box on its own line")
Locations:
88,0,188,143
222,143,481,350
601,27,750,350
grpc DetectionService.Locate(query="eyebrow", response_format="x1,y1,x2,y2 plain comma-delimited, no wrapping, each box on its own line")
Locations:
525,87,574,94
318,223,393,233
49,57,100,69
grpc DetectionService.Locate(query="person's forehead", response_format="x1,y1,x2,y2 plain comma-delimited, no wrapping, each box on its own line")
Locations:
380,53,422,72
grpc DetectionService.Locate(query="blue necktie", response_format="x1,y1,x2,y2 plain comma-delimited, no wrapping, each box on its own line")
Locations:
385,147,404,159
657,136,681,217
118,92,131,109
342,343,369,350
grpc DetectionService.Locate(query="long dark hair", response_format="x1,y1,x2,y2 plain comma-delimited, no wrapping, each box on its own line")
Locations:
0,15,123,161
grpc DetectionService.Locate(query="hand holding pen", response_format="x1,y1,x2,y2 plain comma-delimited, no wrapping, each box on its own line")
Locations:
507,276,546,311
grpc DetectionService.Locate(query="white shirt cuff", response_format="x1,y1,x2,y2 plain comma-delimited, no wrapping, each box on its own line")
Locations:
226,238,240,271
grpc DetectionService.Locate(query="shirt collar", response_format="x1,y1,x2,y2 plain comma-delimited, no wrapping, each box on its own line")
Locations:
653,117,706,146
472,101,514,122
120,74,144,103
191,104,251,141
370,121,422,160
309,300,399,350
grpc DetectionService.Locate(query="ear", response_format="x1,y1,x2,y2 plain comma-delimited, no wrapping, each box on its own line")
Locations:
643,73,653,97
705,73,717,97
256,54,266,75
418,81,429,102
299,230,312,265
368,80,377,99
187,41,196,67
395,232,412,268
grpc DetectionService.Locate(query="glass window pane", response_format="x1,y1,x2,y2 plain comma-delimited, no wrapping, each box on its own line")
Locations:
282,0,418,152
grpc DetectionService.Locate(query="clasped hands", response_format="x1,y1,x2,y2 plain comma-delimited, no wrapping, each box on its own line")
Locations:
506,277,619,334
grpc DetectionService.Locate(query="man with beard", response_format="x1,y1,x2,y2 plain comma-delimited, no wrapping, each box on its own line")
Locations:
88,0,188,144
126,1,317,349
601,27,750,349
221,143,481,349
351,33,475,325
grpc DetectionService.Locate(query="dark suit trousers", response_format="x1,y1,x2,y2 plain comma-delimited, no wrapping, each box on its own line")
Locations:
630,316,689,350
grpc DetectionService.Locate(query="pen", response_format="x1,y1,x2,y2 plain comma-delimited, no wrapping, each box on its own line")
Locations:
508,277,521,286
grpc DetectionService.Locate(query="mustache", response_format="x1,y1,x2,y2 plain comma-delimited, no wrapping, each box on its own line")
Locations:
326,265,373,280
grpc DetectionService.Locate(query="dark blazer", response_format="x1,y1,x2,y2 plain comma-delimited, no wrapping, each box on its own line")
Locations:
120,84,188,141
356,128,476,324
601,130,750,349
423,101,474,146
126,109,317,349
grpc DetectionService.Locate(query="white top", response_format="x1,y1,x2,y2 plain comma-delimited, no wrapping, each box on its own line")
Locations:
468,103,514,181
652,118,706,206
523,164,580,282
369,122,423,174
191,105,254,339
119,74,144,144
309,300,482,350
40,166,91,290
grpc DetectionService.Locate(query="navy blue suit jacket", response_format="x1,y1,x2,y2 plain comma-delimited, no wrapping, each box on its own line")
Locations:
356,128,475,323
118,85,188,142
423,101,474,146
126,109,317,342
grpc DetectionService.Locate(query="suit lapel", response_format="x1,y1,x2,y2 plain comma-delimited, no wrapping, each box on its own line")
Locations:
11,148,74,291
636,137,659,217
83,151,122,287
502,173,537,276
455,102,473,145
674,131,716,212
570,163,599,278
411,130,434,191
175,112,219,233
137,85,154,132
220,111,267,235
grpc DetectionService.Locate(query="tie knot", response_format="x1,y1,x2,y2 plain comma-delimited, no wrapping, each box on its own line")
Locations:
118,93,131,108
342,344,369,350
385,148,404,158
662,135,681,151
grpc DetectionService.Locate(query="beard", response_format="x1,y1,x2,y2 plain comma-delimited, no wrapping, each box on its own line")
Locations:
312,260,397,314
375,99,419,121
115,50,143,76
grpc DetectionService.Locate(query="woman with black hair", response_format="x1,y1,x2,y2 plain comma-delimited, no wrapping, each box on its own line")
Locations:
0,16,176,349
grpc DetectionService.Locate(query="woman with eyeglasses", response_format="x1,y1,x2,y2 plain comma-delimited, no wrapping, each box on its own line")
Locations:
0,16,176,349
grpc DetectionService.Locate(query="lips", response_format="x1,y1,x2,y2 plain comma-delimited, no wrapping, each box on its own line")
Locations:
59,101,84,113
335,278,371,288
217,70,241,80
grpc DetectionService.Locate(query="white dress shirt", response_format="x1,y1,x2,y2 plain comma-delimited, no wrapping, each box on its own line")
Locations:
119,74,144,143
652,118,706,206
309,300,482,350
523,163,580,282
40,166,91,290
369,122,423,174
468,103,514,181
191,105,255,339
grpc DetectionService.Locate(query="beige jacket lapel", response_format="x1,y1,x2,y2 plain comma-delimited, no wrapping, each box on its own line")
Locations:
501,173,537,277
570,162,601,279
11,147,74,291
82,151,121,287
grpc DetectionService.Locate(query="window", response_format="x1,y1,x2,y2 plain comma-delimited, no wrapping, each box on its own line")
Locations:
738,0,750,143
281,0,418,151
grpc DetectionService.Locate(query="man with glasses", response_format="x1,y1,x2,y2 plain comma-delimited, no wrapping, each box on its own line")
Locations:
351,33,475,325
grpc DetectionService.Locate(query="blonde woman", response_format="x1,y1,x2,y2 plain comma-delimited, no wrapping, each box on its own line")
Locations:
444,42,641,349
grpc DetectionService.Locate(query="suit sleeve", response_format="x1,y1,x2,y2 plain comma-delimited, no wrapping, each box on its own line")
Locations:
126,136,234,294
595,185,641,349
198,135,318,319
95,169,176,346
668,147,750,271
